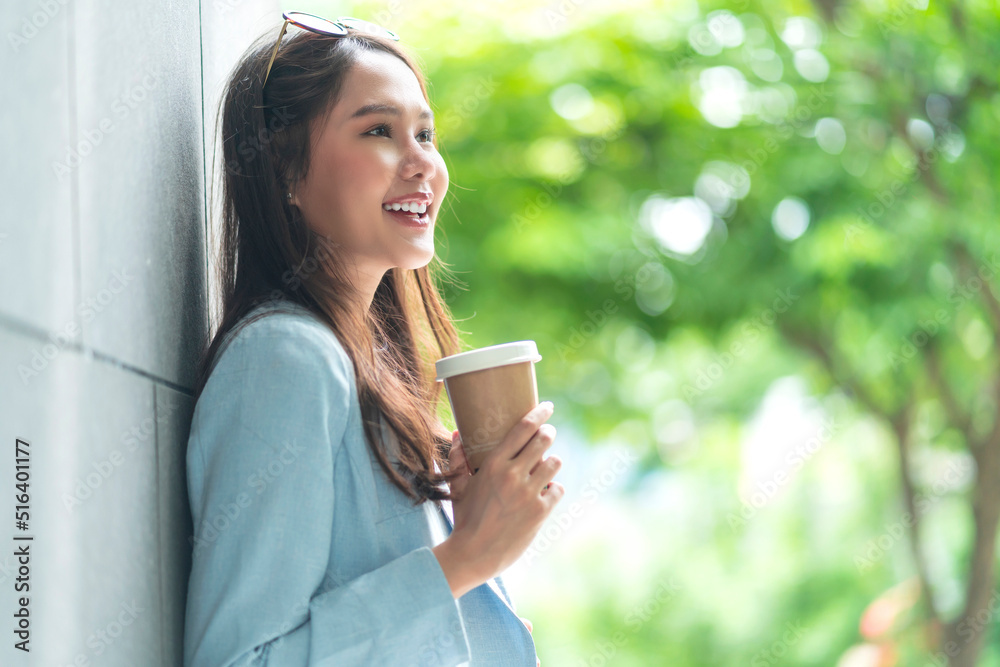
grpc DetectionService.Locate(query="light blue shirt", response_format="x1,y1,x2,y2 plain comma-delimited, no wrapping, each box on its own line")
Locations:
183,299,538,666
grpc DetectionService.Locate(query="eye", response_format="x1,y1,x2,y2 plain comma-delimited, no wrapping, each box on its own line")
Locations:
418,128,436,143
365,123,392,138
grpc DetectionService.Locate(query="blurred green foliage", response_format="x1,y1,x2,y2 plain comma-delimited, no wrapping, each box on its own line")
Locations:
312,0,1000,663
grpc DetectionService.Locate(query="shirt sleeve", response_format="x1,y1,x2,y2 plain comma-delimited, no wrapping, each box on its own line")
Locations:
183,314,471,667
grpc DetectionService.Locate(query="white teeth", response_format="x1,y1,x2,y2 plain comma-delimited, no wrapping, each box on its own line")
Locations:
383,201,430,214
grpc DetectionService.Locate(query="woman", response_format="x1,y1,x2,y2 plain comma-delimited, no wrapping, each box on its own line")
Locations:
183,12,564,667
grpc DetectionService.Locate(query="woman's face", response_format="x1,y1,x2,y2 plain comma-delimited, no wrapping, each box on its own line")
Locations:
291,48,448,289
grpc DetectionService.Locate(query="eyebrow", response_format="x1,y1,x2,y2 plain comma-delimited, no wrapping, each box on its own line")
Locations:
349,103,434,122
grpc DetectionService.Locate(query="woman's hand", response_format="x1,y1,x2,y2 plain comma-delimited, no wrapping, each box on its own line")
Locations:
442,402,564,589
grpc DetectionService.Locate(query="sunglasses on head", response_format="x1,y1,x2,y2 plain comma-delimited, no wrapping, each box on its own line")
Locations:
262,11,400,88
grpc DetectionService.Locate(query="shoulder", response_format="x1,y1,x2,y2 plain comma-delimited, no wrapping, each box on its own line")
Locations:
206,300,356,398
190,300,358,460
232,301,350,365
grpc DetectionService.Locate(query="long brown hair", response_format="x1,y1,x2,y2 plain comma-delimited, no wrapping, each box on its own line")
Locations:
194,23,468,505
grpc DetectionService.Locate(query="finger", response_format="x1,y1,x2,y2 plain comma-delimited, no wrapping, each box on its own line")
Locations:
487,402,554,469
540,480,564,502
531,454,561,490
520,617,532,633
522,424,556,475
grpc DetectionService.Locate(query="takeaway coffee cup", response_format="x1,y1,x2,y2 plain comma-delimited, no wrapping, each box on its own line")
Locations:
435,341,543,474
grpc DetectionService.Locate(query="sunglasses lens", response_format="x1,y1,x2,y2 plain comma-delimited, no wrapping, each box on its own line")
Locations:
337,16,400,40
284,11,348,36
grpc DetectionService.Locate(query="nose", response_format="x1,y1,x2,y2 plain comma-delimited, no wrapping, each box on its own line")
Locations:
399,136,436,181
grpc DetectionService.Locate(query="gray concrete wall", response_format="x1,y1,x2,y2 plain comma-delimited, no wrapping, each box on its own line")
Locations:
0,1,277,663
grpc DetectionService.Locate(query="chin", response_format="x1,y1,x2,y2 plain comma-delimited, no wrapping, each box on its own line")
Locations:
395,248,436,272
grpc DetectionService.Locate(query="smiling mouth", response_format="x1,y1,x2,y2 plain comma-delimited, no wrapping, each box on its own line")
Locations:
382,202,431,223
382,207,430,225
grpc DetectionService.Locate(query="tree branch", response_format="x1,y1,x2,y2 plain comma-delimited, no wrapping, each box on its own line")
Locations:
924,342,971,437
777,324,941,623
950,241,1000,459
942,432,1000,667
940,241,1000,666
890,407,941,626
951,242,1000,333
777,323,887,417
889,110,949,205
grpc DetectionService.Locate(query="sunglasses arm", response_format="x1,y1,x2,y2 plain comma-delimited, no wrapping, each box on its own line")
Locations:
262,20,290,88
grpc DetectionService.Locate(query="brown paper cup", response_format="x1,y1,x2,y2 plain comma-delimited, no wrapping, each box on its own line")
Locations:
436,341,542,474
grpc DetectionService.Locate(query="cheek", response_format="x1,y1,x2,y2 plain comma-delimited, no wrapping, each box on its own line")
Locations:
434,155,449,190
329,150,387,192
306,154,385,234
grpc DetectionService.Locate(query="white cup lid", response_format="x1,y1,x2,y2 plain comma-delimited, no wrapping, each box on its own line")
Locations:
435,340,541,381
